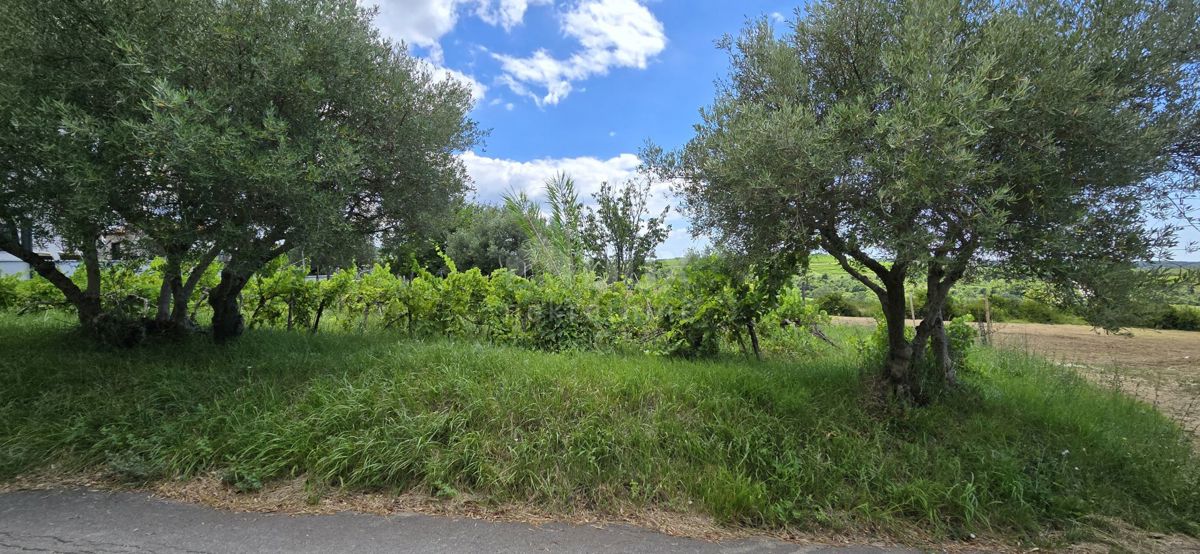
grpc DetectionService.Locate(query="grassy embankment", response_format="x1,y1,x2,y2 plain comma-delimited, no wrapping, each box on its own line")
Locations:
1,312,1197,542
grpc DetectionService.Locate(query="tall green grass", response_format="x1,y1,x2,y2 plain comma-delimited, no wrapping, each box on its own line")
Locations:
0,313,1196,539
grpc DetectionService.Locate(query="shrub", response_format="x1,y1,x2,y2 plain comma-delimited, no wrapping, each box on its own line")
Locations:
14,273,68,312
1146,304,1200,331
960,295,1074,324
816,292,860,317
0,274,18,310
913,289,962,319
520,275,597,351
944,315,978,371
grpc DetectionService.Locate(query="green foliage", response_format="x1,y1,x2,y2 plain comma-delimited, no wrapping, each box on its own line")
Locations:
656,253,816,359
444,204,529,275
1145,305,1200,332
0,274,16,309
521,276,597,351
0,253,815,360
772,286,829,328
816,292,866,317
944,316,978,371
582,177,671,283
222,468,264,494
649,0,1200,388
2,315,1197,539
858,317,977,377
658,256,736,358
962,295,1075,325
504,173,588,278
244,257,318,331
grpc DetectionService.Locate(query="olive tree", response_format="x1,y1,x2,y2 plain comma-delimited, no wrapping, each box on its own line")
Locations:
139,0,480,342
650,0,1199,400
1,0,480,341
0,0,165,329
445,205,530,275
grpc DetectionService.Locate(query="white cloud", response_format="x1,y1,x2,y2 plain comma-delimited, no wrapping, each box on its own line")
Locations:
367,0,548,46
473,0,552,30
493,0,666,106
458,150,696,257
365,0,459,51
365,0,554,104
770,11,786,24
461,150,641,202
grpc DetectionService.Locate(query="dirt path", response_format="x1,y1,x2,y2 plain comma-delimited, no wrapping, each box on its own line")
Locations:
833,317,1200,444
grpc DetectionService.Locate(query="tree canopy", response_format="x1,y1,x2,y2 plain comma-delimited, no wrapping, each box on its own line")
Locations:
649,0,1200,399
445,205,531,276
0,0,480,341
582,177,671,283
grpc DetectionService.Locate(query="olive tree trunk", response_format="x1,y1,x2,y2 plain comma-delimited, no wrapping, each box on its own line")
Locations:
209,268,249,343
878,278,917,396
0,230,102,329
172,244,221,325
878,276,959,402
209,240,288,343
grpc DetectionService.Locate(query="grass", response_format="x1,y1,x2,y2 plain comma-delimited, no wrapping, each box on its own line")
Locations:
0,312,1198,542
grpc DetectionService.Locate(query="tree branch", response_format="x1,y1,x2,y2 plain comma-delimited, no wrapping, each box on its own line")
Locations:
820,237,886,298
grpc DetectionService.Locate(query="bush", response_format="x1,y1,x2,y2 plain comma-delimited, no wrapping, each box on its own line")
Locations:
960,295,1074,324
913,289,962,320
13,273,69,312
816,292,861,316
944,315,978,370
521,276,597,351
0,274,18,310
1146,304,1200,331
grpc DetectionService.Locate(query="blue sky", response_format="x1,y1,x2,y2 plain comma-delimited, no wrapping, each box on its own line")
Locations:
367,0,1198,260
368,0,798,258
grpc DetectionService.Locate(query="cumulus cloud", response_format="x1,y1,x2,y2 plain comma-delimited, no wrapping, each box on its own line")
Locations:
493,0,666,106
367,0,544,45
458,150,698,257
365,0,459,51
473,0,552,30
461,150,642,202
365,0,553,103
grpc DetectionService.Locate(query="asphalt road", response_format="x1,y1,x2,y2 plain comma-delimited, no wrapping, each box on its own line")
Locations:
0,489,923,554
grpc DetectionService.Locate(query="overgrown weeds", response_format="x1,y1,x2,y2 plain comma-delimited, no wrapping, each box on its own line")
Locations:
0,314,1196,541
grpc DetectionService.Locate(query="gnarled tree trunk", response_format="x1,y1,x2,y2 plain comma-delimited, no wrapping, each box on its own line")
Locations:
155,253,183,323
878,277,961,402
209,268,249,343
1,229,102,330
879,279,917,397
172,244,221,326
